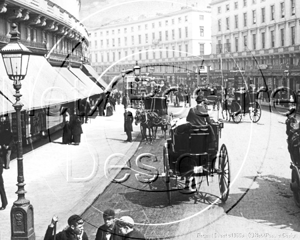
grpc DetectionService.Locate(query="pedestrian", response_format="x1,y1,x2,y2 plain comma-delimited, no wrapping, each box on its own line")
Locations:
95,209,122,240
44,214,88,240
117,216,145,240
62,110,72,145
70,112,83,145
0,121,14,169
122,94,128,109
124,110,133,142
0,155,8,210
106,102,113,117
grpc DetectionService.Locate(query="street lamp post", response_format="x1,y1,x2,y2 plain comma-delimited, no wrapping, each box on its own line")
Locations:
121,68,126,94
0,23,35,240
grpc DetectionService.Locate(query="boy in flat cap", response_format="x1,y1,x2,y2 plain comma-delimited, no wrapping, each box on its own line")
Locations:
95,209,122,240
44,214,88,240
117,216,145,240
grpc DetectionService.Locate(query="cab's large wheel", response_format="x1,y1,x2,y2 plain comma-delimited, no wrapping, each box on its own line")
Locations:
231,101,242,123
218,144,230,203
249,101,262,123
163,144,171,205
291,165,300,207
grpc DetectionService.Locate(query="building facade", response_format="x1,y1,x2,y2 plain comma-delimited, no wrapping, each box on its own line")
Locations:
0,0,105,144
207,0,299,92
89,5,212,88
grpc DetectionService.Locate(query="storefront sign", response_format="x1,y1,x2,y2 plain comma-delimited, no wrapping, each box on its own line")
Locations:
257,64,268,70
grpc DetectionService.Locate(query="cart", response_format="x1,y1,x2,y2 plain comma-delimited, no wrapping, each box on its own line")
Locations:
222,89,262,123
143,97,171,139
162,120,230,205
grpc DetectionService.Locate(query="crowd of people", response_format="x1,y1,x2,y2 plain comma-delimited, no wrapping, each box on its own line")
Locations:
44,209,145,240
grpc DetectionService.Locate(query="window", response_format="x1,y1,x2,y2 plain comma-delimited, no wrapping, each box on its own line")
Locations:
261,8,265,23
252,34,256,49
112,30,115,35
235,38,239,52
152,23,155,28
243,0,247,7
271,5,275,20
146,50,148,59
118,29,120,34
243,13,247,27
185,27,188,37
185,16,188,21
159,22,161,27
138,25,141,31
291,0,295,15
178,17,181,23
132,36,134,45
225,39,231,52
261,32,265,49
118,38,120,46
217,40,222,54
172,19,174,24
234,2,238,9
166,47,168,58
271,30,275,47
138,35,141,44
172,46,175,57
244,35,247,47
199,15,204,20
131,27,134,32
139,50,142,60
253,10,256,24
172,29,175,39
118,51,121,60
112,52,115,61
226,17,229,30
153,51,156,59
218,19,221,31
132,50,134,60
101,40,103,46
145,24,147,30
199,44,204,55
94,40,97,47
112,39,115,46
281,2,285,18
124,28,127,33
253,0,256,4
145,34,148,43
281,28,285,46
179,28,181,38
218,6,221,13
235,15,238,28
226,4,229,11
160,49,162,58
159,31,162,40
106,31,109,35
106,39,109,46
94,32,97,37
291,26,295,45
107,52,109,62
165,20,168,26
179,45,181,57
165,31,168,40
185,44,188,56
200,26,204,37
152,32,155,39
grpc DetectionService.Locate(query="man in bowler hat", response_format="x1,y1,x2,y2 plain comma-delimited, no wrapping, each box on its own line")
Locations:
124,110,133,142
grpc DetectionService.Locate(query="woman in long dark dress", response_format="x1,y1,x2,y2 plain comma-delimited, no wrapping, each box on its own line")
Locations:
62,111,72,144
71,114,83,145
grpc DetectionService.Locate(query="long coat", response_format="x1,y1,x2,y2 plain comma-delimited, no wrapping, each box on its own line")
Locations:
70,116,83,135
124,111,133,132
44,226,88,240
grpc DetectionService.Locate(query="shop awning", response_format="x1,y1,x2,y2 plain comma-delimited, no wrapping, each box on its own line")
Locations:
0,55,85,115
68,67,103,96
82,64,108,90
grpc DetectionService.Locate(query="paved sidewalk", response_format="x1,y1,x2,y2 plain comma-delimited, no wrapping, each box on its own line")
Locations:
0,104,140,240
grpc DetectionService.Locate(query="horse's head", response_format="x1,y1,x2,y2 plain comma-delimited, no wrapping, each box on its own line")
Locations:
135,109,145,125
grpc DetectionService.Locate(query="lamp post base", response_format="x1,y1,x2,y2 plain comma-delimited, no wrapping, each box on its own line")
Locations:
11,203,35,240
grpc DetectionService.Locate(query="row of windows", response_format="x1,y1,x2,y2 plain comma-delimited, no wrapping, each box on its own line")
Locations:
93,27,205,48
93,15,205,37
93,43,205,62
219,0,278,13
217,26,296,53
218,1,296,31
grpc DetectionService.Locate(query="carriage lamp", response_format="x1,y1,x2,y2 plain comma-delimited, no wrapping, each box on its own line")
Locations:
0,23,35,240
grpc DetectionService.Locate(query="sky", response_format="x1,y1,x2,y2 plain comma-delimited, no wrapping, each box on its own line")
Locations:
79,0,209,29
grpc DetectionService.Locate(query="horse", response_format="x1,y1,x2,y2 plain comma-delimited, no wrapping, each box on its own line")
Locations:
134,109,154,143
147,111,170,140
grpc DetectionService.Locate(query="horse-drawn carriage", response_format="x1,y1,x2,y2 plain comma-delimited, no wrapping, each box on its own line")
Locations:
221,88,262,123
134,96,172,142
162,118,230,205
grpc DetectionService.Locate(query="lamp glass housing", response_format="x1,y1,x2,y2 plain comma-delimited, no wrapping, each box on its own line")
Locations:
133,62,141,76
